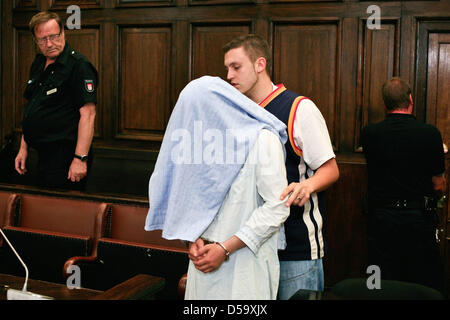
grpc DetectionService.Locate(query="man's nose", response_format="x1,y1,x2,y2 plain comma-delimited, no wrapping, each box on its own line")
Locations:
227,69,233,81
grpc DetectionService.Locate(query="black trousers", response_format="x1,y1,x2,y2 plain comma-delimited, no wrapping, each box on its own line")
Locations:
367,206,444,292
36,141,92,191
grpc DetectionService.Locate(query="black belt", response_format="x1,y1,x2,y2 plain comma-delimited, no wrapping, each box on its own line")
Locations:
374,197,437,210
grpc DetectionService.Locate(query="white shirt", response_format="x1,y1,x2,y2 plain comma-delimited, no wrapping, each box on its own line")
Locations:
184,129,289,300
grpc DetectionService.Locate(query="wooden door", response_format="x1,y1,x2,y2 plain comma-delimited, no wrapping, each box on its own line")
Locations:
426,32,450,296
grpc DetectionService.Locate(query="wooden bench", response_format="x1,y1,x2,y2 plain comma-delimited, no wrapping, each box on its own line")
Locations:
78,204,189,299
1,194,108,284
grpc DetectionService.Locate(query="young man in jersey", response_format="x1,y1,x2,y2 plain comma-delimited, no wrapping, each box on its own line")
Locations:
222,34,339,299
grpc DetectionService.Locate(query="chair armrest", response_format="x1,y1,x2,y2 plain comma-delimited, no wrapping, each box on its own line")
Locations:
178,273,187,299
98,237,189,254
63,255,98,279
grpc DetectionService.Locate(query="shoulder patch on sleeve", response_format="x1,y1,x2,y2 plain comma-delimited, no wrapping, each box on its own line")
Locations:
84,80,95,93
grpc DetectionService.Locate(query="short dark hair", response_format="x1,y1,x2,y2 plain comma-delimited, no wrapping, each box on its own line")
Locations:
29,11,64,37
223,34,272,73
381,77,412,110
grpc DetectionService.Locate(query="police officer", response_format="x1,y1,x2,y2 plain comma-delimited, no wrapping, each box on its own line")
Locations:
15,11,97,191
361,77,446,292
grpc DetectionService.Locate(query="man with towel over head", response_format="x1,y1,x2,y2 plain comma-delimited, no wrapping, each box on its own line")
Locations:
145,76,290,299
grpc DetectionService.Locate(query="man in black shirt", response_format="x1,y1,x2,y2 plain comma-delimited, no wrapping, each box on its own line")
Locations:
361,77,446,292
15,11,97,191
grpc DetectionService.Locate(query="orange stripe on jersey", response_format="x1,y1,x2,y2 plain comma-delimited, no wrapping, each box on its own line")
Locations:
259,84,286,108
288,96,308,157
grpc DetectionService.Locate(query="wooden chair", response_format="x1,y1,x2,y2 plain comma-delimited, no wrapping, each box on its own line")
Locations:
83,204,189,299
0,191,19,231
1,194,108,285
0,192,19,264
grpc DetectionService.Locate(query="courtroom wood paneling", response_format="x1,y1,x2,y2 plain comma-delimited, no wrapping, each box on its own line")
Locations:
49,0,102,9
269,0,341,2
425,30,450,299
354,18,399,152
0,0,2,149
272,21,339,151
324,162,368,286
65,29,100,69
14,0,38,10
415,20,450,124
117,0,175,7
191,23,252,80
427,33,450,143
14,29,37,131
118,25,172,140
189,0,254,6
85,147,158,196
65,27,102,138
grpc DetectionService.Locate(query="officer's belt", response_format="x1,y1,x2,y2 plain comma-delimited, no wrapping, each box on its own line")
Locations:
377,197,436,210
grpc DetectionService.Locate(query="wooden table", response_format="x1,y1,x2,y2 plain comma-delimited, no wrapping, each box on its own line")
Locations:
0,273,165,300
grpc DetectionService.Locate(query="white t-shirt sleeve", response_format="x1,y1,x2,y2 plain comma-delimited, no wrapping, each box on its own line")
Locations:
293,99,335,170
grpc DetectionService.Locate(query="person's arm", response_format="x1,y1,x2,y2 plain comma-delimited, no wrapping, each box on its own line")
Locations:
15,135,29,175
281,99,339,207
429,129,446,199
192,130,289,273
432,174,446,198
67,102,96,182
281,157,339,207
190,236,246,274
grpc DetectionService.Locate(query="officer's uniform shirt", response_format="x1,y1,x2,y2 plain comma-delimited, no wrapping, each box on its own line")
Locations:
361,113,445,204
22,42,98,149
361,113,445,291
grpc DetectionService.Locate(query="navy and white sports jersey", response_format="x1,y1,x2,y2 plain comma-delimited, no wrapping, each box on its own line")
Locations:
261,84,335,260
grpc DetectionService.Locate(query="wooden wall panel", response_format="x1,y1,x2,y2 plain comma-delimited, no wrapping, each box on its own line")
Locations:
117,0,174,8
355,19,399,151
324,162,368,286
361,20,398,124
65,28,102,137
426,32,450,297
191,23,251,80
118,26,172,140
14,0,37,9
14,30,36,130
272,22,339,150
0,0,2,149
189,0,254,6
50,0,102,9
416,21,450,124
270,0,340,2
427,33,450,143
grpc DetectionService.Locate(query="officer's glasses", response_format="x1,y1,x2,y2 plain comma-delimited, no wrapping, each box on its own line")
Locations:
35,33,61,45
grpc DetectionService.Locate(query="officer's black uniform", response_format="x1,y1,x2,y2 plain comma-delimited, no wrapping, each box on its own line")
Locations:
22,42,98,190
361,113,445,292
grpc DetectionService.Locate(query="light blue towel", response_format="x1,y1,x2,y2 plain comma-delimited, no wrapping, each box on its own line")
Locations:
145,76,287,241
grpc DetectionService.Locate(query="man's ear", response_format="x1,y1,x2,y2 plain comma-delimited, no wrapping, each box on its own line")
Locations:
255,57,266,74
408,93,414,112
